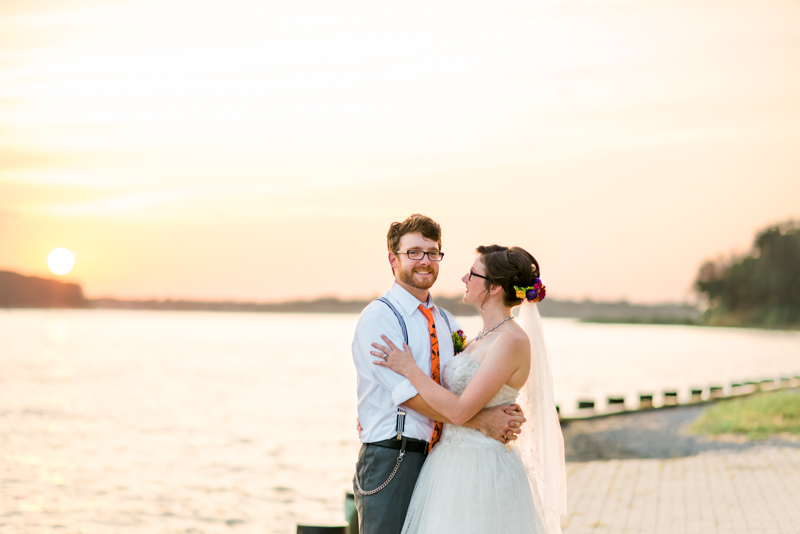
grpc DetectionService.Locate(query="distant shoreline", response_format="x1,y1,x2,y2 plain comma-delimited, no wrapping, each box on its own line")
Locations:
1,268,701,321
580,316,700,326
78,295,704,322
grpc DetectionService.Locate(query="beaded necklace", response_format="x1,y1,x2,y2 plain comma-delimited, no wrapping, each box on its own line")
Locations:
472,316,514,342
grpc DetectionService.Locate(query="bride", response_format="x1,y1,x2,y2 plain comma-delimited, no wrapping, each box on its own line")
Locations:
371,245,567,533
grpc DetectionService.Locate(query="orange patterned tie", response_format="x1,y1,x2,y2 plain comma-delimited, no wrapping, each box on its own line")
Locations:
418,305,443,452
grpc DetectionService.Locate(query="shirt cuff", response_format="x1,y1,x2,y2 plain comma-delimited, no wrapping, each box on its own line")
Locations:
391,381,419,406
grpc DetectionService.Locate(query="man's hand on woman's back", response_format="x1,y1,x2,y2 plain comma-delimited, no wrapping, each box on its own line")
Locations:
358,403,525,445
468,403,526,444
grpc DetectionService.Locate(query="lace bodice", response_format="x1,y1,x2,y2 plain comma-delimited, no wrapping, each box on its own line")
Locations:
438,353,519,449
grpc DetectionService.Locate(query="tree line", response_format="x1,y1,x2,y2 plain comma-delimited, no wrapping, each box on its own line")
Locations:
695,221,800,328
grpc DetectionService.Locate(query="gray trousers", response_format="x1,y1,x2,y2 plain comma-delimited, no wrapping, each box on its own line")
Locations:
353,443,427,534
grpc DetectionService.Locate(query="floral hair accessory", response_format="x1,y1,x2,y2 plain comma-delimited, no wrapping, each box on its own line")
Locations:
451,329,467,354
514,278,546,303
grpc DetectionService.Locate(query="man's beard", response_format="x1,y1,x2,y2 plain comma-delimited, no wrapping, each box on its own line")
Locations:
399,264,438,290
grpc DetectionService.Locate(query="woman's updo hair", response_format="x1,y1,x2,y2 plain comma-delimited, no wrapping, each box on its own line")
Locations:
476,245,541,308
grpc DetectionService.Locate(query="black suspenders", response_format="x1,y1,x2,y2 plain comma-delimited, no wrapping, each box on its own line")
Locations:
375,297,454,343
375,297,453,439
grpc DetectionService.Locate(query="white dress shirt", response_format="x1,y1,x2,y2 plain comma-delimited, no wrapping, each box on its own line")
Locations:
353,282,461,443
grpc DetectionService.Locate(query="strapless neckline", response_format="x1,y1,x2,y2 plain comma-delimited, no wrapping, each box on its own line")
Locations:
448,352,520,395
437,352,521,451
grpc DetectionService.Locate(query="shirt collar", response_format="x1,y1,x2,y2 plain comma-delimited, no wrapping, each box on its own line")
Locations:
390,282,433,316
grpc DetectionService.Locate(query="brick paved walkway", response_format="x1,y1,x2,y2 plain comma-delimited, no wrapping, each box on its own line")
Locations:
562,447,800,534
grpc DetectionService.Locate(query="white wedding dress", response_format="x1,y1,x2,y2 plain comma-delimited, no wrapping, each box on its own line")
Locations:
401,353,548,533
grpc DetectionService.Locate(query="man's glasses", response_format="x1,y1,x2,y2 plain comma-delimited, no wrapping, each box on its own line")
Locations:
396,250,444,262
468,269,490,281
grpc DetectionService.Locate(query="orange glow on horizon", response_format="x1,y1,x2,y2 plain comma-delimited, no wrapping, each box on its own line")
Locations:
1,0,799,303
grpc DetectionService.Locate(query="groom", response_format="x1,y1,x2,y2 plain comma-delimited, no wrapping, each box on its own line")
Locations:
351,214,526,534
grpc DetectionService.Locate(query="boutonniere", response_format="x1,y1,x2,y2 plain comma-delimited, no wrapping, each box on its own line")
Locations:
451,329,467,354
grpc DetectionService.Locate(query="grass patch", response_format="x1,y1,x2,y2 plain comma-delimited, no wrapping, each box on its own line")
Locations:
689,390,800,440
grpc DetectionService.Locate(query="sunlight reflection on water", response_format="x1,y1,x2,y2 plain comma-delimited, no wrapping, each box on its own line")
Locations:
1,310,798,533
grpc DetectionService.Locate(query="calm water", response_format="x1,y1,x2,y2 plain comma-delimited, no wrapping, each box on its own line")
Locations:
2,310,799,533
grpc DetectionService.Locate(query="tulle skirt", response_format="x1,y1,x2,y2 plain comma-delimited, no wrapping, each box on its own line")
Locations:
401,424,547,533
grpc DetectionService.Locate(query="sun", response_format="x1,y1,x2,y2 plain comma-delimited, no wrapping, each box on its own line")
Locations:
47,248,75,275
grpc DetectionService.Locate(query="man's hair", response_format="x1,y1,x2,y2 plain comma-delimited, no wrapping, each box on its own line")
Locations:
387,214,442,253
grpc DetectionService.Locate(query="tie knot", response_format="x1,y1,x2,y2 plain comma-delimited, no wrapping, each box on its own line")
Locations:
418,304,434,323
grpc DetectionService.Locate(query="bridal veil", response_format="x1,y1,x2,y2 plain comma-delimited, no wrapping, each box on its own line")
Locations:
516,301,567,533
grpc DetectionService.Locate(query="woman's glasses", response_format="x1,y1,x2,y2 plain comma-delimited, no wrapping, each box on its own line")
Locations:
468,269,490,281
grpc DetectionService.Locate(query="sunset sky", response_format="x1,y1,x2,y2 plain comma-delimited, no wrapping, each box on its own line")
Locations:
1,0,799,303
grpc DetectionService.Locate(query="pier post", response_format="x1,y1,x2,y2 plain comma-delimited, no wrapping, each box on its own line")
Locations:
344,492,358,534
709,386,723,399
638,394,654,409
690,389,703,402
607,397,625,411
297,525,349,534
